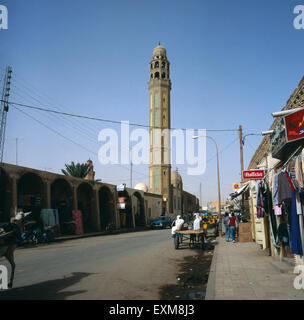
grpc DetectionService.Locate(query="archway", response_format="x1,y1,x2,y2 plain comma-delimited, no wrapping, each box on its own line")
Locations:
51,178,73,233
117,190,132,228
17,172,44,221
133,192,146,227
99,186,115,230
77,182,93,232
0,168,10,222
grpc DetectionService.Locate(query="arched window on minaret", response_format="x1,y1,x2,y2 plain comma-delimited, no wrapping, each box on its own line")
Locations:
161,62,166,68
155,61,159,68
150,64,153,69
161,72,166,79
155,72,160,79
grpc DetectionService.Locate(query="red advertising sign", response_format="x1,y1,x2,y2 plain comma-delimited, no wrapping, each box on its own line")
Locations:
233,183,240,190
242,170,265,180
285,109,304,142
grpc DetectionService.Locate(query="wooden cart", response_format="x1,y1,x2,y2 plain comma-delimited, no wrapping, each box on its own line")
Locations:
173,229,206,250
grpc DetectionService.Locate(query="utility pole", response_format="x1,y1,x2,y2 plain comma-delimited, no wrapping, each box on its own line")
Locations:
0,66,12,165
239,125,245,216
199,183,202,210
130,149,133,188
239,125,244,182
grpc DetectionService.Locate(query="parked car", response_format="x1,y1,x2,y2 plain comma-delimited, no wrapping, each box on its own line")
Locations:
150,216,172,229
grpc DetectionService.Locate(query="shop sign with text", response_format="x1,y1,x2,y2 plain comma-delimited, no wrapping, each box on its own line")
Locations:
243,170,265,180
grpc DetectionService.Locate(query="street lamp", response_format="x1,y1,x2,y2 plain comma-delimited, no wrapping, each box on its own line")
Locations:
193,135,222,237
262,130,274,136
272,107,304,118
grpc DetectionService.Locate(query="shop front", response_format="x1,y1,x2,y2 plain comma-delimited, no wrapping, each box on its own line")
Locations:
117,184,133,228
99,185,116,230
133,192,146,227
0,168,10,223
248,108,304,264
51,178,74,235
17,172,44,223
77,182,94,233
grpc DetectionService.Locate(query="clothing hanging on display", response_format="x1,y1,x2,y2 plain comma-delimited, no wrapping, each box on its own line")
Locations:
295,155,304,190
40,209,56,228
291,191,303,255
18,195,41,207
277,172,293,204
72,210,84,235
274,205,282,216
256,182,265,218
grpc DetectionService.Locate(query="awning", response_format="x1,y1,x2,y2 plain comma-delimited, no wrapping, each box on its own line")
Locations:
229,184,249,200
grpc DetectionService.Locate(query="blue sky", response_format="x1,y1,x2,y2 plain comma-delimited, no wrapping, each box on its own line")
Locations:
1,0,304,205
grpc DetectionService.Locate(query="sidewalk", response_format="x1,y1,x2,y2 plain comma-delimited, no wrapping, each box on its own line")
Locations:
205,236,304,300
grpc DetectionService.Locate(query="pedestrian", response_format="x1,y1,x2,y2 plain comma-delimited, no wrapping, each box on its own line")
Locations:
223,212,230,242
229,212,237,243
277,215,292,258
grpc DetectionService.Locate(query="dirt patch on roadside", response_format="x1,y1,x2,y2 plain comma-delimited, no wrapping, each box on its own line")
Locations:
159,245,214,300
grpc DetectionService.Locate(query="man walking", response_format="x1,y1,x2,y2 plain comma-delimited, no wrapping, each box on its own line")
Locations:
229,212,237,243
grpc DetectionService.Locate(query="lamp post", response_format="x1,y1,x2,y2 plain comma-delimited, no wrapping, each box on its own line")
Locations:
193,135,222,236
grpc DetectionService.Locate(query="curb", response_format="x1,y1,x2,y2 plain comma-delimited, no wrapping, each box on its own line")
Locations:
205,236,219,300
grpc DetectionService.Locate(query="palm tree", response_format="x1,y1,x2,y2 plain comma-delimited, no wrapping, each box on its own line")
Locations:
61,161,90,178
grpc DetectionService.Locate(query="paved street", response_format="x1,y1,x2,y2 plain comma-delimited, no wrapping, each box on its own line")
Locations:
206,237,304,300
0,229,199,300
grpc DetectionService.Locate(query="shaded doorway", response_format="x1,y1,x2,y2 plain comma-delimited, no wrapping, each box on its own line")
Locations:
17,172,43,222
99,186,115,230
133,192,146,227
51,178,73,234
77,183,93,232
117,190,132,228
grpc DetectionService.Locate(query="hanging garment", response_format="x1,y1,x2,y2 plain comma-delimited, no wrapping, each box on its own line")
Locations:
273,173,279,205
53,209,60,226
278,172,292,203
40,209,56,228
291,191,303,255
301,150,304,177
256,183,265,218
273,205,282,216
295,155,304,190
35,197,41,207
24,196,31,206
286,171,296,192
72,210,84,235
296,192,303,216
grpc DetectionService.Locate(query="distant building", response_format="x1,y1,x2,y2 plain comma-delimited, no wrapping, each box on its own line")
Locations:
208,201,230,213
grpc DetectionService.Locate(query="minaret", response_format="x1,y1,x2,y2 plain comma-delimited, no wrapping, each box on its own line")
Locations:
148,45,171,214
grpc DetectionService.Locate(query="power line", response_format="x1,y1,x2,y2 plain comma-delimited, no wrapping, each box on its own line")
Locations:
3,99,240,132
12,105,150,179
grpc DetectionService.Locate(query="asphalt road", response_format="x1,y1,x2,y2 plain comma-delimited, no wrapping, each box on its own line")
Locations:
0,229,199,300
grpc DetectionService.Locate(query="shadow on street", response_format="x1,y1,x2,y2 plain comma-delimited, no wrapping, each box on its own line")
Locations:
0,272,93,300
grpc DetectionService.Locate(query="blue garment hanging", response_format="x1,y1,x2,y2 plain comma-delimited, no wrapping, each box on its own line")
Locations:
291,190,303,255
